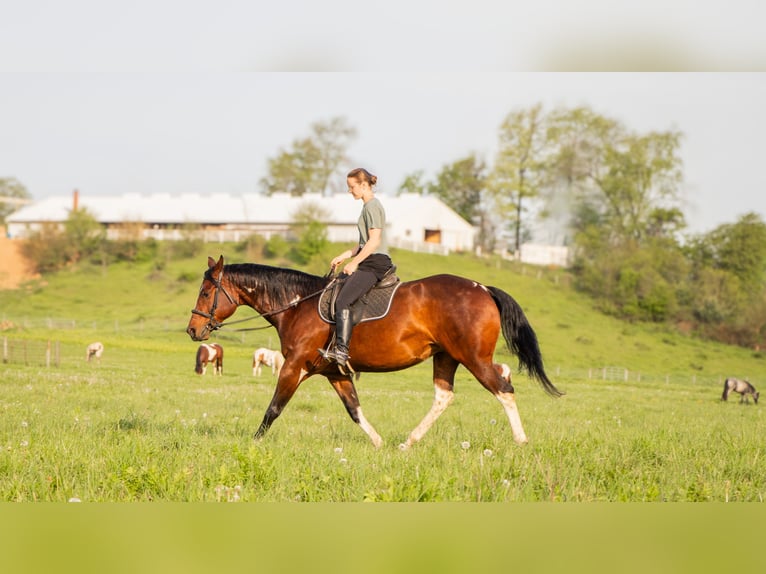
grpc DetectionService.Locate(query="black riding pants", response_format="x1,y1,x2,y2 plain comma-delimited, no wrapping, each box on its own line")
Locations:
335,253,393,313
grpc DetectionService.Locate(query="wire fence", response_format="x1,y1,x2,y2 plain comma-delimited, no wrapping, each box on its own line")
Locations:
2,338,61,367
1,332,734,388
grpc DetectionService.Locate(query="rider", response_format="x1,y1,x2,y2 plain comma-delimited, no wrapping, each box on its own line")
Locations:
320,167,394,366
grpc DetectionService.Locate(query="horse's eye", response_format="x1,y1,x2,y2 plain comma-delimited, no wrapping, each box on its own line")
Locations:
201,291,210,299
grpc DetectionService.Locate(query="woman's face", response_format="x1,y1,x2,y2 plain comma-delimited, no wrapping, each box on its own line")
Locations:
347,177,368,200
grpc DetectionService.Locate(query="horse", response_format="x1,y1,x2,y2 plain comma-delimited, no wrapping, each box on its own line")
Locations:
722,378,759,404
253,347,285,377
86,342,104,362
186,256,562,448
195,343,224,376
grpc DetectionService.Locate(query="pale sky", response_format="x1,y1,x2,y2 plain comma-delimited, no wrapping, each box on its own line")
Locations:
1,2,765,236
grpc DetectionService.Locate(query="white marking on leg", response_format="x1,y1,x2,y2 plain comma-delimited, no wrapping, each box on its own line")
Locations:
355,407,383,448
401,386,454,450
496,392,528,444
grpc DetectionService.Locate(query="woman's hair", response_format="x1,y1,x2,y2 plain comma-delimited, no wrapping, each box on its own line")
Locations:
347,167,377,187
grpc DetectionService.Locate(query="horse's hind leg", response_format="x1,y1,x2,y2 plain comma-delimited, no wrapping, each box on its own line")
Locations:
469,361,528,445
400,353,458,450
327,376,383,448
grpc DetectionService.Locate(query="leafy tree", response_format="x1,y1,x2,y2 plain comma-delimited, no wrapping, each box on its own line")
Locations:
397,170,427,195
20,222,69,273
0,177,32,223
63,208,106,265
260,117,357,196
290,201,330,264
489,103,548,254
20,208,105,272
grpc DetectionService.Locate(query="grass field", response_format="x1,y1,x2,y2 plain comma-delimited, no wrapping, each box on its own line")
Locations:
1,246,765,502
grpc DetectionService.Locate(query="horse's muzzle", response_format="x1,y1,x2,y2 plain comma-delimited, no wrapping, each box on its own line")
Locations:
186,325,209,341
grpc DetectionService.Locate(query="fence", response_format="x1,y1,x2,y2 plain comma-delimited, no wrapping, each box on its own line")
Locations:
2,332,728,386
2,338,60,367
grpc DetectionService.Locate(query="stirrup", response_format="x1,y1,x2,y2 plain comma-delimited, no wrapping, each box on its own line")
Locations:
318,347,355,377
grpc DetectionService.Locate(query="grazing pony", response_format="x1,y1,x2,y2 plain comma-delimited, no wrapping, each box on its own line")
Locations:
253,347,285,377
722,378,759,404
86,342,104,362
187,256,562,448
195,343,224,375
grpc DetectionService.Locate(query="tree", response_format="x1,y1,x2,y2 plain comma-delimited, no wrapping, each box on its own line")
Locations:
21,208,105,273
489,103,548,254
592,130,685,243
290,201,331,264
396,170,427,196
0,177,32,223
260,117,357,196
427,154,491,251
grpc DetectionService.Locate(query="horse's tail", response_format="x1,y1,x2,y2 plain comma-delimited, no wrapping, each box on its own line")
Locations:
722,378,731,401
195,346,204,374
487,286,563,398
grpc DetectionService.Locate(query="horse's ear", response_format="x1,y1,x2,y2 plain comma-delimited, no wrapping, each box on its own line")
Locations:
207,255,225,271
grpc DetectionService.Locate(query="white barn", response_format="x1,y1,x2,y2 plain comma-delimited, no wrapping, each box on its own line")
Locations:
6,190,477,254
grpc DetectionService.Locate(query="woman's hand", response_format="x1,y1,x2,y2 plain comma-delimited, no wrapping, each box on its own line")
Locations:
343,260,359,275
331,250,353,270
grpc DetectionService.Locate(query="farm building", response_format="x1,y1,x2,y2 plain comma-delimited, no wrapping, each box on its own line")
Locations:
6,190,477,254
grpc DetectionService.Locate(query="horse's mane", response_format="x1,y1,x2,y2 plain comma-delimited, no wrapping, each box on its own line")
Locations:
220,263,331,307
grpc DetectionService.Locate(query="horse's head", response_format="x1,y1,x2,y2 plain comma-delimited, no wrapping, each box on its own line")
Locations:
187,255,238,341
754,391,760,404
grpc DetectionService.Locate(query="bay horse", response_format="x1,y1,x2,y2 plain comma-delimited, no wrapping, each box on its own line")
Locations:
186,256,562,448
722,378,759,404
253,347,285,377
195,343,224,375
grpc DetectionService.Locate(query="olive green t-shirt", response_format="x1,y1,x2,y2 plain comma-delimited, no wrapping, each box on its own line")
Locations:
358,197,389,255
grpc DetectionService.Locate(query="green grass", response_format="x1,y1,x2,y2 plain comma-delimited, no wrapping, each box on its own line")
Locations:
1,245,764,501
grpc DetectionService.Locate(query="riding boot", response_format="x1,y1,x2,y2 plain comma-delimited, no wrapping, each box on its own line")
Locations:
322,308,353,365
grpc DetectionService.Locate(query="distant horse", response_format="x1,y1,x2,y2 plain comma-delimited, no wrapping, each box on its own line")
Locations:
187,256,562,448
86,342,104,362
253,347,285,377
722,378,759,404
195,343,224,375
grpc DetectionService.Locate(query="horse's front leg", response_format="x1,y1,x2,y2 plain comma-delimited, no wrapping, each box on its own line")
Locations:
254,363,308,440
327,376,383,448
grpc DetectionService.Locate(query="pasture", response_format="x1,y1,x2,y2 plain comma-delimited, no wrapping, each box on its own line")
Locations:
1,247,765,501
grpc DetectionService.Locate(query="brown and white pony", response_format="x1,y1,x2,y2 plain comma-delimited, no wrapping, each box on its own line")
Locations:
86,342,104,362
722,378,759,404
195,343,224,375
253,347,285,377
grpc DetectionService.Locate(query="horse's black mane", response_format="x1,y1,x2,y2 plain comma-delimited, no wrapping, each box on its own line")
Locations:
218,263,331,307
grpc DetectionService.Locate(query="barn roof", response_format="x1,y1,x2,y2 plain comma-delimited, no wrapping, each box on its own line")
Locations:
6,192,474,231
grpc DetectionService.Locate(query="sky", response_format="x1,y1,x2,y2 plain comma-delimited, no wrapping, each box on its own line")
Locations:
1,2,765,236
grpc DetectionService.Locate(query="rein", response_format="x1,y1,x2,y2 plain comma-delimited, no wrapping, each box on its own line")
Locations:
191,267,336,333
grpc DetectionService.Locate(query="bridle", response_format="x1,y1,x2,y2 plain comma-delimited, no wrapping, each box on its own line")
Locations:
190,267,236,332
190,265,338,333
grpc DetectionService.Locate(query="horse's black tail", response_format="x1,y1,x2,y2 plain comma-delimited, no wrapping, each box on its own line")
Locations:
195,346,203,374
722,378,730,401
487,286,563,398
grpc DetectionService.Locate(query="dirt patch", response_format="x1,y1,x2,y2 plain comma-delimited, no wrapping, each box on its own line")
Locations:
0,226,39,289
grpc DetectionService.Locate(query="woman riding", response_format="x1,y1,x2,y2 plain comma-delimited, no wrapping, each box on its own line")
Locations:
320,167,394,366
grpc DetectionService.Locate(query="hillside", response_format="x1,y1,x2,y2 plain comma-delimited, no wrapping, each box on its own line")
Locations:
1,244,763,387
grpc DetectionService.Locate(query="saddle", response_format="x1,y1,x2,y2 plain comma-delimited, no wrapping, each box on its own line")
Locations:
318,266,402,326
